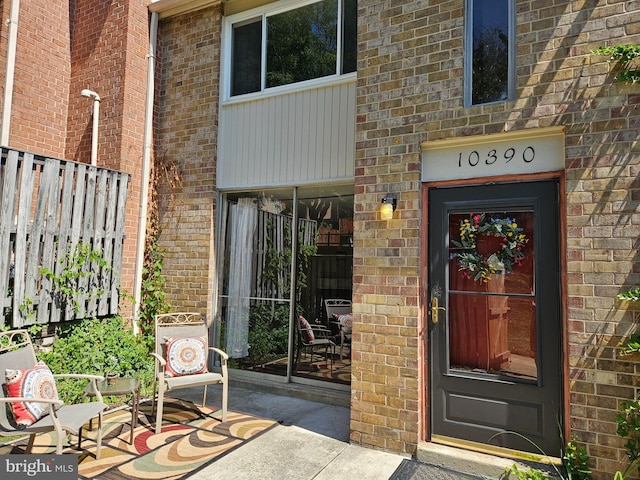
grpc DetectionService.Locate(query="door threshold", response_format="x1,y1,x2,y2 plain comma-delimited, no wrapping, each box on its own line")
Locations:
430,435,562,465
417,437,562,480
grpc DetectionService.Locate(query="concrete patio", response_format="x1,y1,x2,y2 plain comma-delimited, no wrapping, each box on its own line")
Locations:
174,377,500,479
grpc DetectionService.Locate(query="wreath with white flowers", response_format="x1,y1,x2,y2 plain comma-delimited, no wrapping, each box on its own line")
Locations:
451,213,528,282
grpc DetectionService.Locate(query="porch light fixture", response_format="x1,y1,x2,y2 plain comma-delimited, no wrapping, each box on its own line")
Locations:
380,196,397,220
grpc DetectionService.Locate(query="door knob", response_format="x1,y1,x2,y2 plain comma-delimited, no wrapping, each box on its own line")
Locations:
431,297,446,323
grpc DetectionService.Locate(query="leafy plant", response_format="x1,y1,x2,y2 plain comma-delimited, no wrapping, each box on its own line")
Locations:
138,236,170,337
492,431,591,480
618,287,640,302
507,464,551,480
37,316,154,405
563,437,591,480
247,304,290,365
615,399,640,479
592,45,640,83
40,242,111,316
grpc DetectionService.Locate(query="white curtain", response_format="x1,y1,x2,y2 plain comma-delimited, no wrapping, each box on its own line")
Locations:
225,198,256,358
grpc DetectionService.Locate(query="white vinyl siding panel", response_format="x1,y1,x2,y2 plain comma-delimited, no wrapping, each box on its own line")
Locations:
218,81,355,189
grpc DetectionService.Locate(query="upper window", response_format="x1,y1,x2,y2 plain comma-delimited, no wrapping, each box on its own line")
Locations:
229,0,357,98
464,0,515,106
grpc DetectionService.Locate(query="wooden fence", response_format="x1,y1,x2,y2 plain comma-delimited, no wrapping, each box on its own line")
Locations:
0,148,130,327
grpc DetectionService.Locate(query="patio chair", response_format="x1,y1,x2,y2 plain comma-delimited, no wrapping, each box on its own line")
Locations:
325,299,352,359
295,315,335,372
0,329,107,458
151,312,228,434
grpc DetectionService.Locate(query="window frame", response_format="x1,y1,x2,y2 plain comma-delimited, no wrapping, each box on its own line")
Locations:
221,0,356,103
463,0,516,107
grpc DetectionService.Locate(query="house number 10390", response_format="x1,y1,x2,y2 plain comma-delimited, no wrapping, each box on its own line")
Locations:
457,146,535,168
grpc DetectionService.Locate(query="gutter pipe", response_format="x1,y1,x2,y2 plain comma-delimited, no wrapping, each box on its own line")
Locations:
133,11,159,332
81,89,100,166
1,0,20,146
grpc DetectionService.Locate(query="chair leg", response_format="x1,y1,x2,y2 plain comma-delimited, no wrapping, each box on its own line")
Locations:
26,434,36,453
95,412,103,460
221,379,228,423
55,428,63,455
201,385,207,407
155,383,166,434
150,377,157,416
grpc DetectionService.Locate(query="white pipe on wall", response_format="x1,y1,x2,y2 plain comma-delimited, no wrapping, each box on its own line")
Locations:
81,89,100,166
1,0,20,146
132,11,159,332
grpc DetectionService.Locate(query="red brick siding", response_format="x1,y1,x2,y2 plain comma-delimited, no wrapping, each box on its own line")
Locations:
8,0,71,156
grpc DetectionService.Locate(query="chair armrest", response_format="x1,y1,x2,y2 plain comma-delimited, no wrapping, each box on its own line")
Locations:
209,347,228,362
311,326,333,339
209,347,229,379
150,352,167,367
0,396,64,409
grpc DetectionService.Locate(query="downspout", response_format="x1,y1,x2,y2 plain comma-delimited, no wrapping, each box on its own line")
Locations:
133,11,159,332
1,0,20,146
81,89,100,166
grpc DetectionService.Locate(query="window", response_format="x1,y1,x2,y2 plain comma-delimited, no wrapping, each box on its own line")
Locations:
229,0,357,97
465,0,515,106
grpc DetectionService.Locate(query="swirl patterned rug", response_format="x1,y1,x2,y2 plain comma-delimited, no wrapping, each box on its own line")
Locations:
0,397,277,480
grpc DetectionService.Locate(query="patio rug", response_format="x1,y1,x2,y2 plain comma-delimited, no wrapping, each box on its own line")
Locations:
0,397,277,480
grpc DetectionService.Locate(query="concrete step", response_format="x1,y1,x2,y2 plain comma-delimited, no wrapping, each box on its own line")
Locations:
417,442,562,479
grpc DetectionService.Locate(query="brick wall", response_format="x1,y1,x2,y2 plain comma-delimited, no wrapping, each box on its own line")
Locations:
6,0,72,156
155,6,222,317
355,1,640,477
1,0,148,318
65,0,149,302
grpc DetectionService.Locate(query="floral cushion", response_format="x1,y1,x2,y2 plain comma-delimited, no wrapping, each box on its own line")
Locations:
298,316,315,341
165,336,208,377
338,314,353,334
5,362,59,427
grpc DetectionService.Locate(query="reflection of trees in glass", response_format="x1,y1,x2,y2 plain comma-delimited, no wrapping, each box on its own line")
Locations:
246,216,317,366
266,0,338,88
472,26,509,104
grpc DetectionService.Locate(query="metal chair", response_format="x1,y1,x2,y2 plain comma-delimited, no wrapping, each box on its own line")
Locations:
324,299,352,359
0,329,107,458
151,312,228,434
295,315,335,372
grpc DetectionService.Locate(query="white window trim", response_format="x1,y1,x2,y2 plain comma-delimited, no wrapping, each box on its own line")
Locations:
221,0,353,104
463,0,516,107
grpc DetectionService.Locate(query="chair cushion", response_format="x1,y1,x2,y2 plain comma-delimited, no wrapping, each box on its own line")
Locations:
298,316,315,341
165,336,208,377
5,361,59,427
338,314,353,333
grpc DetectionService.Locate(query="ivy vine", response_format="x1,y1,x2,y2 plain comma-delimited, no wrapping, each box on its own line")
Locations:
592,45,640,83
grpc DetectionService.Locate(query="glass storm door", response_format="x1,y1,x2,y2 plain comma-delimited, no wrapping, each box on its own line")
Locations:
428,181,562,455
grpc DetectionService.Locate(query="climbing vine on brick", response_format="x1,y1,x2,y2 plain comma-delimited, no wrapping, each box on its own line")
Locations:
592,45,640,83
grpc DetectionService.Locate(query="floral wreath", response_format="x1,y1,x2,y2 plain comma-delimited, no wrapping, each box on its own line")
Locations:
451,213,528,282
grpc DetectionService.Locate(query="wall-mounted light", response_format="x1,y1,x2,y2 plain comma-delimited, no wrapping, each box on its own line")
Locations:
381,196,397,220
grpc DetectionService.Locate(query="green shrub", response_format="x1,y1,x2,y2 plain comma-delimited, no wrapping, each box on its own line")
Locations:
37,316,154,404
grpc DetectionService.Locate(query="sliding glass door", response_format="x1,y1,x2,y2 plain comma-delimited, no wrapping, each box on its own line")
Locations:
216,185,353,385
